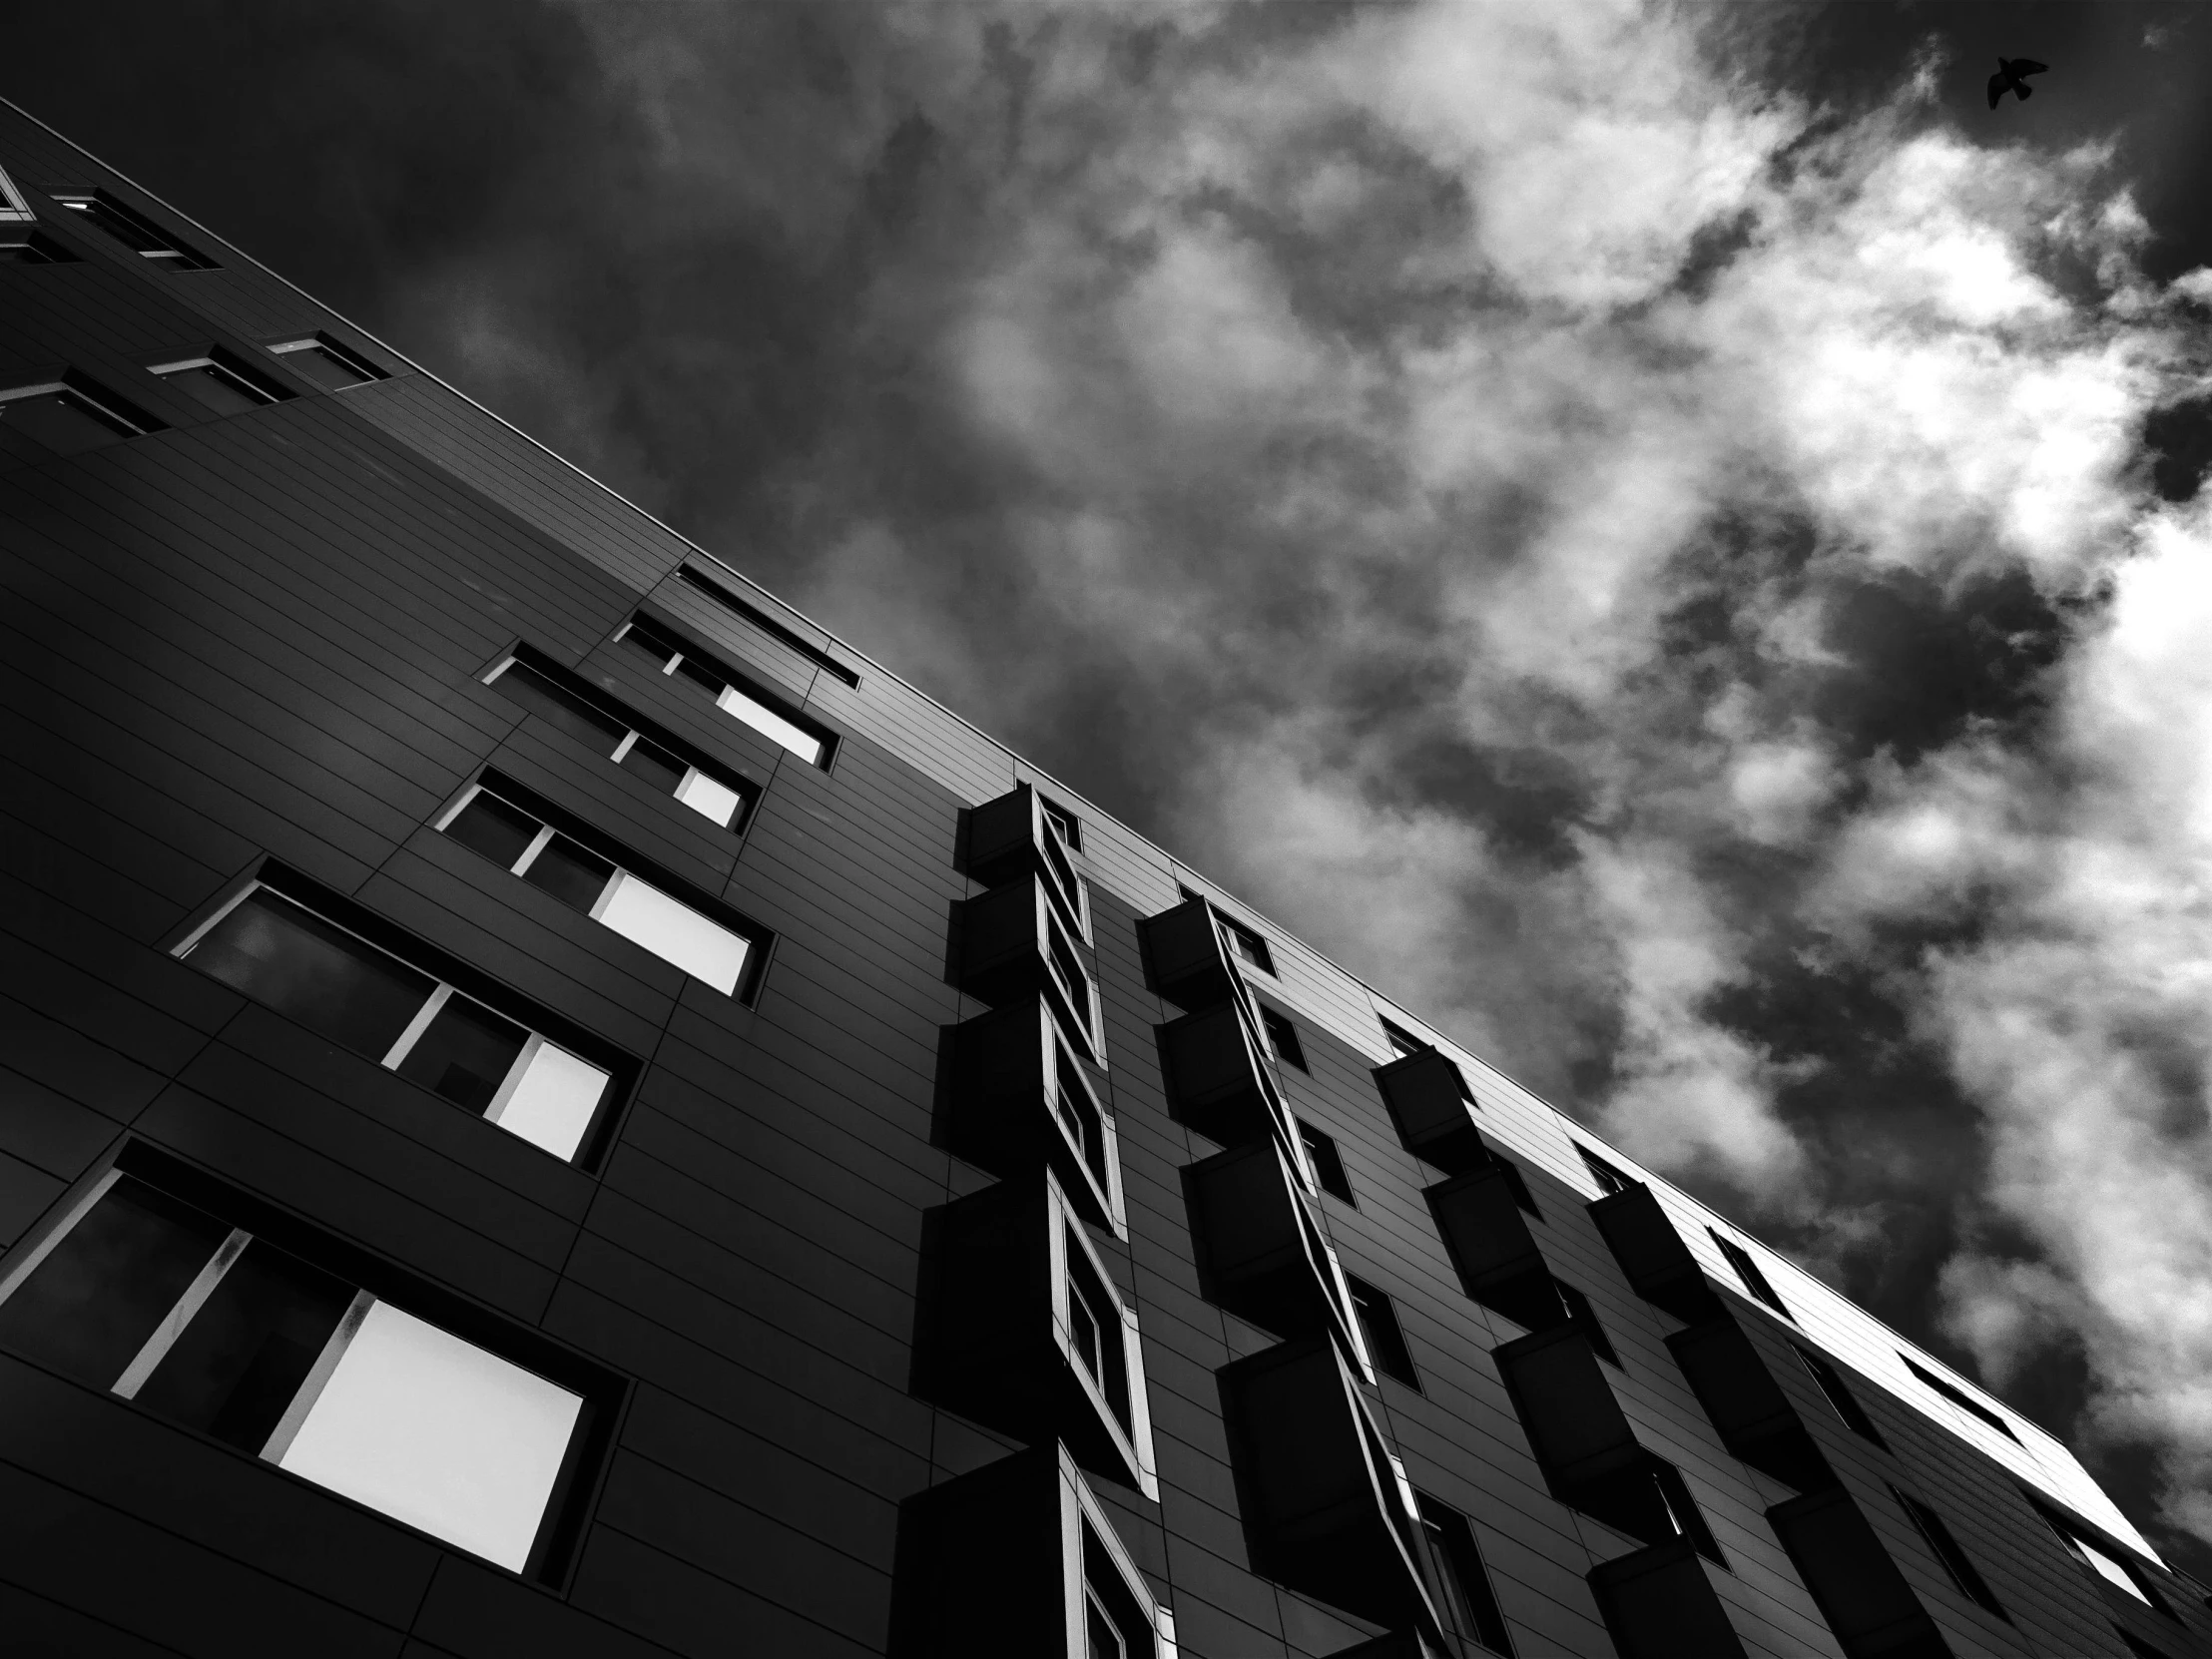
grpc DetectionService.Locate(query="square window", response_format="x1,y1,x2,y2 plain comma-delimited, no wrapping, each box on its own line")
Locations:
1218,915,1275,974
1260,1006,1308,1071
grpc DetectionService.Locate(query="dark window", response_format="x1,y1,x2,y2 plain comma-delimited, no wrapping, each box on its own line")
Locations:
443,789,544,869
1414,1492,1515,1655
1710,1230,1793,1321
1576,1144,1637,1196
1346,1276,1419,1389
1795,1348,1889,1447
1652,1461,1725,1564
1039,797,1082,851
614,614,836,769
492,659,629,751
55,191,219,269
1892,1486,2005,1617
0,1165,600,1576
177,882,616,1162
1081,1522,1156,1659
676,564,859,687
1552,1280,1618,1368
0,376,158,454
1053,1045,1112,1195
1381,1016,1424,1060
521,834,616,913
1298,1121,1355,1206
269,333,386,389
0,231,80,265
618,736,687,794
1260,1006,1308,1071
1063,1230,1131,1431
151,350,288,416
1218,915,1274,974
1487,1153,1540,1217
1901,1355,2019,1442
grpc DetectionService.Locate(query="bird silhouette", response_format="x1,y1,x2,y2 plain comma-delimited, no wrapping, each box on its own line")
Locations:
1987,57,2047,108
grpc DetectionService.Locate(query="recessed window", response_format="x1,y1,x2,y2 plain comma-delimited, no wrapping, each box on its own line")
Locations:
0,374,160,455
1053,1043,1114,1204
439,782,761,996
151,350,290,416
1081,1517,1160,1659
1552,1280,1618,1368
1038,796,1082,851
1063,1227,1132,1434
1260,1006,1308,1071
1795,1347,1889,1447
1709,1229,1793,1321
1298,1120,1355,1206
1217,914,1275,974
269,332,387,390
54,190,219,270
617,614,835,769
1414,1492,1515,1656
1891,1485,2006,1618
485,650,757,831
1382,1016,1425,1060
0,1165,596,1573
1347,1276,1419,1390
1576,1144,1637,1196
675,565,859,688
0,230,78,265
1900,1354,2018,1443
176,881,617,1161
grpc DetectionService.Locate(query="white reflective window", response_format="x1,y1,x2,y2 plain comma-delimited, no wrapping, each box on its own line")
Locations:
716,684,825,766
276,1299,582,1571
675,768,746,829
488,1037,611,1161
2073,1533,2152,1603
594,869,750,994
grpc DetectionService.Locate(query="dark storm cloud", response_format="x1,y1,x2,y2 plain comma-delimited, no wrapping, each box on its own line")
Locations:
14,0,2212,1565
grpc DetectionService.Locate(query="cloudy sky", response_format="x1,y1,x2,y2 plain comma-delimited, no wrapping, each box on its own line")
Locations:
16,0,2212,1564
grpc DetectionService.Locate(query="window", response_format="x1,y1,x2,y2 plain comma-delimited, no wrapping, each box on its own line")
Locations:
54,190,219,269
1381,1017,1424,1060
177,880,617,1161
2035,1503,2167,1612
676,565,859,687
151,349,290,416
1038,796,1082,851
1487,1152,1539,1217
0,374,160,455
269,333,387,390
1052,1043,1114,1204
1795,1348,1889,1447
0,1162,598,1573
1346,1276,1419,1389
1063,1227,1132,1433
1892,1485,2006,1618
0,230,77,265
1218,915,1275,974
1709,1230,1793,1321
1576,1144,1637,1196
1298,1120,1355,1206
1414,1493,1515,1656
1552,1280,1618,1368
1900,1355,2019,1443
486,650,756,830
0,164,31,223
1260,1006,1308,1071
1081,1518,1159,1659
439,781,761,996
618,614,835,769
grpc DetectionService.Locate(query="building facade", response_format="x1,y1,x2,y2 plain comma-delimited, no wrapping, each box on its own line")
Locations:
0,99,2205,1659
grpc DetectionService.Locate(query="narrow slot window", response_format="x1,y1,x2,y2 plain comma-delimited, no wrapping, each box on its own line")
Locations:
0,1173,591,1572
1900,1354,2019,1442
0,377,155,454
151,353,285,416
1346,1276,1419,1390
1259,1006,1307,1072
675,564,858,687
1297,1121,1355,1206
1576,1144,1637,1196
489,659,629,752
1710,1230,1793,1321
1892,1486,2006,1618
1063,1232,1131,1430
55,191,219,269
269,334,386,389
1552,1280,1618,1368
1795,1348,1889,1447
716,682,825,765
1414,1492,1516,1656
0,231,79,265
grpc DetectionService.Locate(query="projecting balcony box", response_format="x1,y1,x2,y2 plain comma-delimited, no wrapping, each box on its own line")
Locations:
1668,1318,1834,1494
1374,1047,1483,1174
916,1172,1157,1498
1158,993,1300,1151
1495,1325,1724,1562
1588,1536,1750,1659
965,783,1091,942
1185,1139,1373,1381
1589,1183,1723,1325
889,1441,1179,1659
1425,1163,1561,1332
1220,1337,1446,1641
957,876,1105,1066
1768,1487,1952,1659
944,1000,1124,1236
1138,895,1239,1010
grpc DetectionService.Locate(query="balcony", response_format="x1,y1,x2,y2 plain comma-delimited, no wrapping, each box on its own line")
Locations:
916,1173,1157,1497
1768,1487,1952,1659
965,783,1090,942
1588,1184,1723,1325
1667,1318,1834,1493
1425,1164,1562,1333
1158,994,1299,1152
1588,1536,1750,1659
1185,1139,1372,1380
1373,1048,1483,1173
943,1001,1124,1236
957,877,1104,1065
1138,896,1239,1011
1219,1338,1444,1640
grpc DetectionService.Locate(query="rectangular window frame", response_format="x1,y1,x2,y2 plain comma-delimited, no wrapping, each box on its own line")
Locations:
1346,1275,1421,1391
1259,1006,1308,1072
1045,1176,1158,1500
171,866,635,1166
148,346,293,414
1297,1119,1356,1207
53,189,220,270
0,1144,621,1583
484,646,760,832
1,369,164,449
267,331,389,389
676,564,859,687
617,613,839,771
1038,795,1082,852
1413,1491,1516,1656
1575,1144,1637,1196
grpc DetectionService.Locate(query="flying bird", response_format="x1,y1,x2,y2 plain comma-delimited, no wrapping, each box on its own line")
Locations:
1987,57,2047,108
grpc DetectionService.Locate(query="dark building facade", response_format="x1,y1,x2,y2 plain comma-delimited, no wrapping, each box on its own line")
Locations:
0,99,2206,1659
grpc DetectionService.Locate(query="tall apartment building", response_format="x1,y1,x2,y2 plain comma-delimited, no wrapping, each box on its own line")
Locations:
0,99,2203,1659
